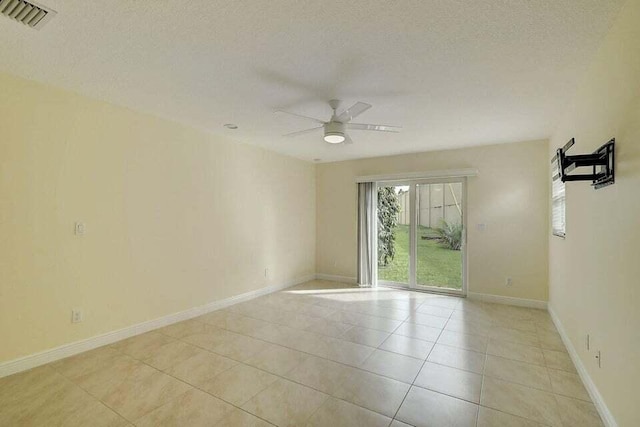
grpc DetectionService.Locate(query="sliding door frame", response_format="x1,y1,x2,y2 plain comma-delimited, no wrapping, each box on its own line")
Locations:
376,177,468,297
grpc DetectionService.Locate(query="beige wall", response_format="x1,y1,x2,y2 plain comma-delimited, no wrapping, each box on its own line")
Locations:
0,72,316,363
548,0,640,425
316,139,549,301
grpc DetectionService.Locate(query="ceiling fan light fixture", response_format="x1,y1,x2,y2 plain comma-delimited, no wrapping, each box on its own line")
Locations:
324,121,346,144
324,133,345,144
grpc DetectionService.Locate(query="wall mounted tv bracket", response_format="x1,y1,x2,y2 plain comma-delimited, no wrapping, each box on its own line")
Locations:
552,138,615,189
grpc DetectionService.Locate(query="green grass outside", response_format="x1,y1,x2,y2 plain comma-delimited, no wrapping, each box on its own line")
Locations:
378,224,462,289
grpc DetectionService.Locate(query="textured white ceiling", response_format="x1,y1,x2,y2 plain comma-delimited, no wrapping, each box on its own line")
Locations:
0,0,624,162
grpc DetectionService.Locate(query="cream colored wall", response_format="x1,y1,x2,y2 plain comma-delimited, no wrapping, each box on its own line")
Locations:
316,139,549,301
548,0,640,425
0,72,316,363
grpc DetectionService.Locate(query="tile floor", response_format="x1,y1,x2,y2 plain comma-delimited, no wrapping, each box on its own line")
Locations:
0,280,605,426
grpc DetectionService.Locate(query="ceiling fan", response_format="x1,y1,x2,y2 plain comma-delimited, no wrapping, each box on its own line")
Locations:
277,100,401,144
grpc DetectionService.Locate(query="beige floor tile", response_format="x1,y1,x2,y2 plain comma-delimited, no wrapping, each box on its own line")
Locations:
199,309,241,326
406,312,449,328
420,296,461,310
101,368,192,422
445,318,492,337
334,311,404,333
215,408,273,426
437,330,488,353
142,340,201,370
50,346,122,381
396,386,478,427
58,399,129,427
180,328,233,350
208,331,270,362
242,378,328,427
244,342,308,376
4,282,595,427
283,330,332,356
542,349,576,373
536,329,565,351
450,308,494,324
71,353,145,399
0,366,60,405
483,355,552,391
380,334,434,359
340,326,390,347
428,344,485,374
165,348,237,387
251,323,300,346
489,327,539,347
333,367,410,417
414,362,482,403
480,377,563,427
554,395,604,427
416,305,454,318
224,315,276,337
325,337,375,367
477,406,545,427
498,319,537,333
547,368,591,401
279,312,319,330
305,318,354,338
157,319,216,339
299,303,337,318
395,322,442,342
135,388,235,426
202,363,278,406
533,317,558,333
0,375,111,427
284,355,352,395
359,349,423,383
486,339,545,366
307,397,392,427
361,306,411,321
111,332,175,360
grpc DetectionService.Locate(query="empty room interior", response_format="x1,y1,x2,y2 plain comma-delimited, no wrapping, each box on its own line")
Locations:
0,1,638,426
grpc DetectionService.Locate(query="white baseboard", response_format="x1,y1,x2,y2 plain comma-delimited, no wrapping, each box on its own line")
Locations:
467,292,548,310
315,273,358,285
548,304,617,427
0,274,314,379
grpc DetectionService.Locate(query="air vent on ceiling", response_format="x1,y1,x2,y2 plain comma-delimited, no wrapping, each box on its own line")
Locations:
0,0,56,30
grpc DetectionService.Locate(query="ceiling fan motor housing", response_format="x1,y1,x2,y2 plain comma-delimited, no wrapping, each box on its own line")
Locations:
324,121,346,143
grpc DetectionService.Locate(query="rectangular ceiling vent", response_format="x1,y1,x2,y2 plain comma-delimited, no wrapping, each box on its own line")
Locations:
0,0,56,30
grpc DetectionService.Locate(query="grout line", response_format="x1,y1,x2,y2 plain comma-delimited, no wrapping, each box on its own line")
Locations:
390,298,456,424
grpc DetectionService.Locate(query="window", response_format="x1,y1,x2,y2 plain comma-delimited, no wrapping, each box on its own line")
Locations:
552,163,566,237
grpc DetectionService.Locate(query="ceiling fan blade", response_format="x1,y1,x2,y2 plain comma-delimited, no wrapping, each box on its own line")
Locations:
344,134,354,144
276,110,326,124
336,102,372,122
347,123,401,132
283,126,324,137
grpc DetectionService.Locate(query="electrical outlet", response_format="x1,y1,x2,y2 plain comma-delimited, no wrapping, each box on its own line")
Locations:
505,277,513,286
71,309,83,323
74,222,86,236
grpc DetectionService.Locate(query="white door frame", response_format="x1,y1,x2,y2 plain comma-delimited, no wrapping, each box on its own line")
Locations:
376,178,468,296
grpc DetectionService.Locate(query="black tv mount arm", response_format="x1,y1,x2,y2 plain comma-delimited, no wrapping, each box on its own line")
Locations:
551,138,615,189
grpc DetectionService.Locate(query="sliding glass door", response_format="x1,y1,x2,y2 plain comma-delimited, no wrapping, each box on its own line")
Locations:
377,178,466,295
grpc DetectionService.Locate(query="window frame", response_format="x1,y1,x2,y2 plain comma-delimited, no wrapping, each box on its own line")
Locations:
551,163,566,238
